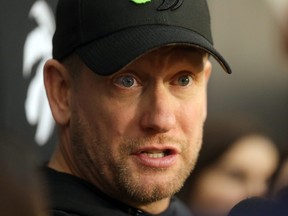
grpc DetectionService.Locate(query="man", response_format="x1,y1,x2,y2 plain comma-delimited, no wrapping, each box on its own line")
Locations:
43,0,231,215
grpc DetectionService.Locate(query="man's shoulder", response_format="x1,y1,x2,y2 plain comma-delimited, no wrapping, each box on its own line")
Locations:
42,167,193,216
42,167,129,216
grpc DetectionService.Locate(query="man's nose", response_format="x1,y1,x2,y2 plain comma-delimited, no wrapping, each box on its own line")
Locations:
139,85,177,133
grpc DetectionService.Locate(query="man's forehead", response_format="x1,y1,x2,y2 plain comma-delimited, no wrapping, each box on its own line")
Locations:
150,45,208,56
130,45,208,63
118,45,208,72
75,45,209,75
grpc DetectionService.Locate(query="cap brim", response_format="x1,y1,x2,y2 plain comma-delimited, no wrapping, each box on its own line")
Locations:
76,25,232,75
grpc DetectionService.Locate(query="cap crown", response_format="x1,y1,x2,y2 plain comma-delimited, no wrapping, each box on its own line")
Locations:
53,0,212,60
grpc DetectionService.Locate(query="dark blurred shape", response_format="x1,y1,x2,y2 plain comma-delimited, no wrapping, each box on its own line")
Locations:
0,128,48,216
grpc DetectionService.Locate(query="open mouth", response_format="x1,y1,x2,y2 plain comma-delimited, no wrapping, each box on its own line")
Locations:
132,147,178,168
141,150,172,158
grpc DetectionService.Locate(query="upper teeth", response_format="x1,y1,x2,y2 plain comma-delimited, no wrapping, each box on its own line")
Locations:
144,152,165,158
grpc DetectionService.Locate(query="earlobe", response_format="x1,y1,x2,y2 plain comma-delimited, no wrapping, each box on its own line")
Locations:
44,59,71,125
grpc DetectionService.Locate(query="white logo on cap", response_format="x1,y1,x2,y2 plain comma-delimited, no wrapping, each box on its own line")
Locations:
23,0,55,146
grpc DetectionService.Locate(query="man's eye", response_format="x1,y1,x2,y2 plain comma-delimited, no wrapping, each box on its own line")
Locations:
114,75,137,88
176,75,193,86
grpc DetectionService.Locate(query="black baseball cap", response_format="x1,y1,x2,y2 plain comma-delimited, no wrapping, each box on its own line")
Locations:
52,0,232,75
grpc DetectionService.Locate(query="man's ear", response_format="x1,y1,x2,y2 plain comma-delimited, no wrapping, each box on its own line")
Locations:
44,59,71,125
204,60,212,83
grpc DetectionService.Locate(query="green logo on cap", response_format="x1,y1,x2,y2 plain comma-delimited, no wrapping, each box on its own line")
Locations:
131,0,151,4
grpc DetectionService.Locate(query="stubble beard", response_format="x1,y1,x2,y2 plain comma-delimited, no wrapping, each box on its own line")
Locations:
70,112,203,205
107,135,203,205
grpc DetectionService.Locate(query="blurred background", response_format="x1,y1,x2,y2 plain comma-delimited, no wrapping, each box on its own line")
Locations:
0,0,287,162
207,0,288,149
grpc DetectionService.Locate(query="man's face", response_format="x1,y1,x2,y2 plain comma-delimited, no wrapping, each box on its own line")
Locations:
68,46,211,209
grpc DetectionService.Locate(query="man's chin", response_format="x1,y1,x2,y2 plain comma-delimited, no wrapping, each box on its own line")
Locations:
119,173,185,203
124,184,176,204
113,156,191,203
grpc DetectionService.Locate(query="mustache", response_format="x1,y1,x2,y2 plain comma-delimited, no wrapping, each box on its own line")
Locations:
119,135,189,152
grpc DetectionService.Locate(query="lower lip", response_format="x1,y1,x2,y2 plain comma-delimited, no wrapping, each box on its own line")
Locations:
133,153,178,168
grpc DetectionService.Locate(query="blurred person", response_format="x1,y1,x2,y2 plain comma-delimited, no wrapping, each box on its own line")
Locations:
229,141,288,216
228,1,288,215
265,0,288,200
41,0,232,215
0,129,48,216
177,117,280,216
266,0,288,54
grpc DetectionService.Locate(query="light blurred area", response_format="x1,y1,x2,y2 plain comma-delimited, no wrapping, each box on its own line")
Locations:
266,0,288,28
207,0,288,148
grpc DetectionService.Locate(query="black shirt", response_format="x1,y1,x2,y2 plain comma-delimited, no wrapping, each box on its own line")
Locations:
228,187,288,216
42,167,193,216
